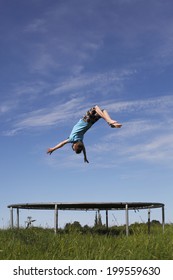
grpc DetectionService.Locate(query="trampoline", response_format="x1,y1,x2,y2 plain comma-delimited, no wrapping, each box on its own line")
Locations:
7,201,165,236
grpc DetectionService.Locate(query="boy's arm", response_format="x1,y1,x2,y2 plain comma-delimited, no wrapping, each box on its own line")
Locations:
82,144,89,163
47,139,69,155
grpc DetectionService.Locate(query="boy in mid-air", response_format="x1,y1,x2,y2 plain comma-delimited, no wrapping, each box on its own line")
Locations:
47,105,122,163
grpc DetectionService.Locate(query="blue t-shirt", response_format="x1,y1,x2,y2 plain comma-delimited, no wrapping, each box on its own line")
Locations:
68,119,93,143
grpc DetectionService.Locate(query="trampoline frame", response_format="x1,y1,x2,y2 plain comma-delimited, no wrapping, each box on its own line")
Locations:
7,201,165,236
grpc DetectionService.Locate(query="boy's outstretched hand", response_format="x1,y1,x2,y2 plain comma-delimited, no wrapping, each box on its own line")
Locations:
47,148,53,155
84,157,89,163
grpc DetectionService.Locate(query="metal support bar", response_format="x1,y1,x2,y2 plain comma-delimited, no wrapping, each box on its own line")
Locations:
17,208,19,229
148,208,151,234
162,205,165,233
106,210,108,230
10,207,14,229
125,204,129,236
54,204,58,234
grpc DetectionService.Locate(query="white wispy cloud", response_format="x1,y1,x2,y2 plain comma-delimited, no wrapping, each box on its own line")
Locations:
86,114,173,167
13,81,47,98
50,69,136,95
106,120,162,139
24,19,47,33
0,104,12,114
105,95,173,115
0,101,18,115
122,133,173,163
6,98,85,134
3,94,173,136
29,49,60,74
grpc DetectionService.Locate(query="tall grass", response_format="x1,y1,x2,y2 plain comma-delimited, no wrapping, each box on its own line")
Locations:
0,224,173,260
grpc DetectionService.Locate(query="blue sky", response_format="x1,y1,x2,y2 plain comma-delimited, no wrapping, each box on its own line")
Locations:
1,0,173,228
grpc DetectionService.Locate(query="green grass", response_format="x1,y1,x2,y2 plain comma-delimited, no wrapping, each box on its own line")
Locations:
0,224,173,260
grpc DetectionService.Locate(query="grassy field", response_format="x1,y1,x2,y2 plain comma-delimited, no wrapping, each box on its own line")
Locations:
0,224,173,260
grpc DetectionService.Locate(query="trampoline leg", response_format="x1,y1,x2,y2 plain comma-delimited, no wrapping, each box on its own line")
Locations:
10,207,14,229
162,205,165,233
54,204,58,234
17,208,19,229
125,204,129,236
148,209,151,234
106,210,108,230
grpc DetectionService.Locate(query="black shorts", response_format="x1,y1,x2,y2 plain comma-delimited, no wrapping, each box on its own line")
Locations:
82,106,102,124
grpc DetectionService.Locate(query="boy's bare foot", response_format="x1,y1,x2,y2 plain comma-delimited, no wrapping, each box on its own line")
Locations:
109,121,122,128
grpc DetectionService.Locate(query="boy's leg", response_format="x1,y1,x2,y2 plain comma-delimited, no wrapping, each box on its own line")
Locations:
95,105,122,128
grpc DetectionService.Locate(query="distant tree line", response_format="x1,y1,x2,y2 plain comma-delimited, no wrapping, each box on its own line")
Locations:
61,212,161,236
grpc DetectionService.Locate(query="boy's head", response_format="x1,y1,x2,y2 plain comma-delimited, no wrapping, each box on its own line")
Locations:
72,142,84,154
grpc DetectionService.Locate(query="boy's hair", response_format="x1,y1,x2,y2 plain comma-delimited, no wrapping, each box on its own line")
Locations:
72,142,84,154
